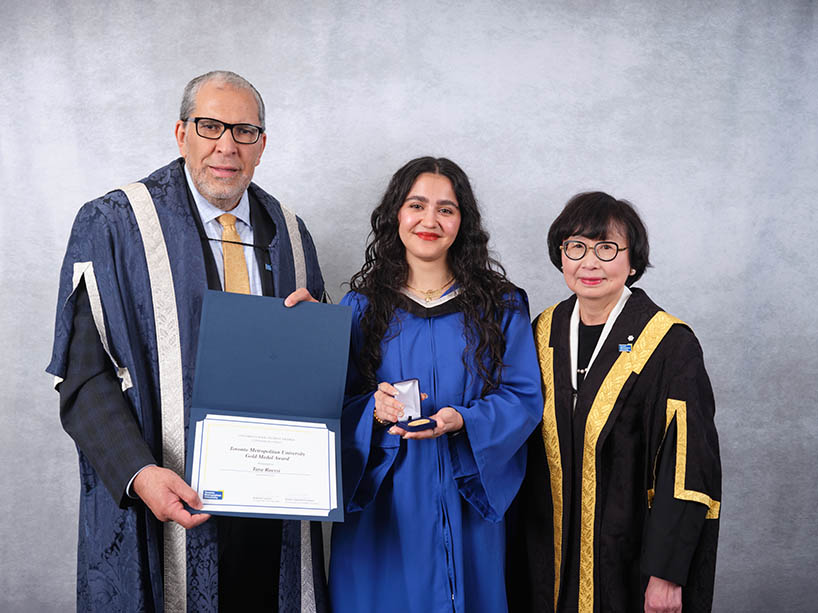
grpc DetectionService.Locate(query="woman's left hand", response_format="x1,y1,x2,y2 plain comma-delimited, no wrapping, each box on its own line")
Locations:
389,407,464,439
644,576,682,613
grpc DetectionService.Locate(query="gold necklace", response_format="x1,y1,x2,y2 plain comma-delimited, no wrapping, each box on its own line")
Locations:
406,277,454,303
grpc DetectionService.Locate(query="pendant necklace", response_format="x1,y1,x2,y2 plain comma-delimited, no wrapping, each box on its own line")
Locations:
406,277,454,303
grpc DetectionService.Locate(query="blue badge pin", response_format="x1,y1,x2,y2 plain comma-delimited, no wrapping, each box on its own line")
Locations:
619,343,632,352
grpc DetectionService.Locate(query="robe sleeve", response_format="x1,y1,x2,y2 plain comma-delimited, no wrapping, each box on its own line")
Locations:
338,292,401,512
641,329,721,586
47,200,159,507
59,279,156,506
446,295,543,522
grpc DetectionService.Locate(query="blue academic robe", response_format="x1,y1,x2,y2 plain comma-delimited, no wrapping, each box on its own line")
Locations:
329,290,542,613
47,159,325,612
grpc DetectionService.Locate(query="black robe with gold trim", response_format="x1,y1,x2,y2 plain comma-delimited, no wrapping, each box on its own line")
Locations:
507,288,720,612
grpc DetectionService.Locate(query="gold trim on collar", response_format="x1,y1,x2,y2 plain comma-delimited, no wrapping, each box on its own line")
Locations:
534,304,562,609
578,311,683,612
665,399,720,519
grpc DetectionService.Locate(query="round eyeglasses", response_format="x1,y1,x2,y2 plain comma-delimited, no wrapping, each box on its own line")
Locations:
560,240,627,262
186,117,264,144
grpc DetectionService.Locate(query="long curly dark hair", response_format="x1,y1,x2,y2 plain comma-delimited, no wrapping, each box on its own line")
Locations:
349,156,517,397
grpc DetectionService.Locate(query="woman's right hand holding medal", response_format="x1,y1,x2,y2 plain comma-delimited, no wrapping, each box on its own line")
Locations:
374,381,404,425
373,381,429,427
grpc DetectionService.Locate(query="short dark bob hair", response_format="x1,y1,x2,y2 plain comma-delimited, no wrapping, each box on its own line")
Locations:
547,191,650,286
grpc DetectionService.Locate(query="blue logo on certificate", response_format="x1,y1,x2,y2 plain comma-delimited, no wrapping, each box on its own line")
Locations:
203,490,223,500
618,343,632,352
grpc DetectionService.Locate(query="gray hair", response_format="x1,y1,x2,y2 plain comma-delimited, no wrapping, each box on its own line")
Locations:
179,70,266,129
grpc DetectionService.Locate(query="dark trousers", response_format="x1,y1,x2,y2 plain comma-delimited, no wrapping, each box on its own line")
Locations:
218,516,283,610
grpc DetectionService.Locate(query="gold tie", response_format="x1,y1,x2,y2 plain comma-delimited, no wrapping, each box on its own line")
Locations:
217,213,251,294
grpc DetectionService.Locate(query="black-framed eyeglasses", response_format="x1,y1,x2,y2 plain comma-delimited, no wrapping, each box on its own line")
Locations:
560,240,627,262
186,117,264,144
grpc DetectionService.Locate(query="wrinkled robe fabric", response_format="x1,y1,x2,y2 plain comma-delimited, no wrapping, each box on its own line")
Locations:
47,158,325,612
329,290,543,613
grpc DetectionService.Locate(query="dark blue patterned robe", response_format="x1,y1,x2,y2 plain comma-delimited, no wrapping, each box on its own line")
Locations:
47,159,326,612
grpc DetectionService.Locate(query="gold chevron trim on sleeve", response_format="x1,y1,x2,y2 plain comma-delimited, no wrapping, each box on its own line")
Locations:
577,311,683,612
665,399,720,519
534,304,562,610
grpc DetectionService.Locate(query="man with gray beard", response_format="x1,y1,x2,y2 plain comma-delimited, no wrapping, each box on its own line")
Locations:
48,70,327,612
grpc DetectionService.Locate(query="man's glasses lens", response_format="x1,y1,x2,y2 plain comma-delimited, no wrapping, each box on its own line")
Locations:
561,240,622,261
193,118,261,144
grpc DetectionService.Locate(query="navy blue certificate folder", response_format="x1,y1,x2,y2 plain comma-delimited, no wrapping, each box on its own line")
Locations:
185,290,351,521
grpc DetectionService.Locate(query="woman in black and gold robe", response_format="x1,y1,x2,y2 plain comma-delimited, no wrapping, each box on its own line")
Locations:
508,192,721,613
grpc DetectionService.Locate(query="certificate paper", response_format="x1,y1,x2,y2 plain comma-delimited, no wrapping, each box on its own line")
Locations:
187,291,351,521
190,414,337,516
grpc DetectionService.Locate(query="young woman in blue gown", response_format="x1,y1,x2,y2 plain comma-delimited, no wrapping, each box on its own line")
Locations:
328,157,543,613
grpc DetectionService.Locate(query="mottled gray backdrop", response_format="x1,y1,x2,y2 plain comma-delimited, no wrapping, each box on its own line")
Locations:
1,1,815,611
